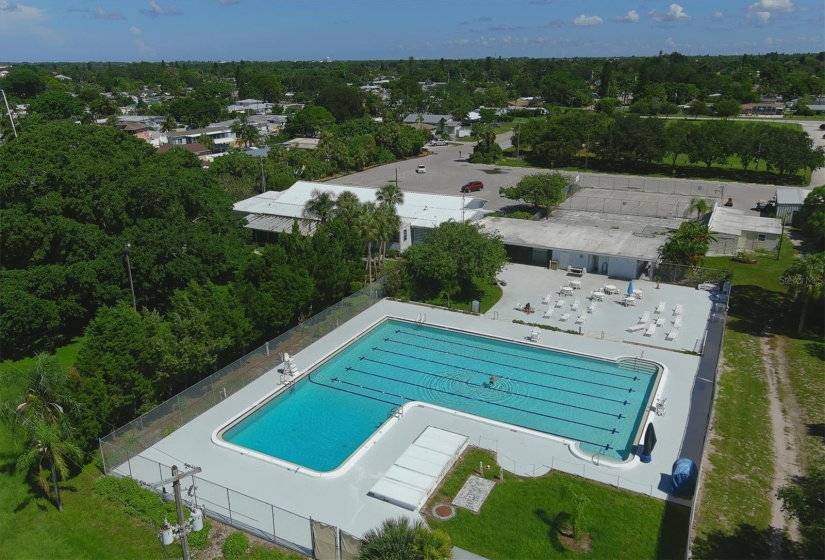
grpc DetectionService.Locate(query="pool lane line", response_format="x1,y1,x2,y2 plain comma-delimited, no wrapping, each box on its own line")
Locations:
361,355,632,407
315,373,617,453
374,345,637,394
307,374,402,408
344,364,626,422
395,328,644,381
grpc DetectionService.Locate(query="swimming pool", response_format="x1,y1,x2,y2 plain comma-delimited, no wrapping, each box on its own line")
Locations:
220,318,661,471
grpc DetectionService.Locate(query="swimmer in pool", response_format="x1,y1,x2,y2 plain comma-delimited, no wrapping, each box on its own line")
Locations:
489,375,496,386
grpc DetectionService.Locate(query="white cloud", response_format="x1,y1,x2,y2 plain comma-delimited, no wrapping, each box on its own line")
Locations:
649,3,690,22
748,0,793,11
130,26,157,57
573,14,603,26
612,10,640,23
664,37,675,48
140,1,181,17
713,12,724,19
93,7,125,20
0,1,60,43
752,11,771,25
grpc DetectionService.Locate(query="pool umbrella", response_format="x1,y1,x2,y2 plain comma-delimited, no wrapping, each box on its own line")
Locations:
640,423,656,463
627,280,634,296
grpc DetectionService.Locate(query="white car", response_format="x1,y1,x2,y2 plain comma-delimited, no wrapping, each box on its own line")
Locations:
416,164,427,174
430,139,448,146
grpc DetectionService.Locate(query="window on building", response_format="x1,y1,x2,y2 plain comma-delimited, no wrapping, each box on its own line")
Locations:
403,229,407,242
757,234,766,242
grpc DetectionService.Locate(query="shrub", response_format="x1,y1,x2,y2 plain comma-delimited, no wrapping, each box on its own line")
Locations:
188,518,211,549
222,531,250,560
93,476,177,525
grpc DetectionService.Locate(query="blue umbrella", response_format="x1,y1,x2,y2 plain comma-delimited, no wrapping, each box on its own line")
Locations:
627,280,634,295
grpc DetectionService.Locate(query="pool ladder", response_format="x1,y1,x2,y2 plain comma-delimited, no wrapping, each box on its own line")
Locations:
415,313,427,324
387,406,403,419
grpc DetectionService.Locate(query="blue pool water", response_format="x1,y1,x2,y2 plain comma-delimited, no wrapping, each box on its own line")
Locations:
222,319,659,471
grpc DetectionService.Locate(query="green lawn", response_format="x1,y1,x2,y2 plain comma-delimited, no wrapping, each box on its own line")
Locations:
429,449,689,560
420,277,503,313
692,238,821,558
0,339,179,560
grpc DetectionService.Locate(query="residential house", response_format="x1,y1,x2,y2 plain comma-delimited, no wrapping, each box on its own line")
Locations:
707,206,782,256
402,113,462,137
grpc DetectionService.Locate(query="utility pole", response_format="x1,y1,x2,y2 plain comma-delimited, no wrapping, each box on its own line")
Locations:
124,242,136,312
1,89,18,140
153,465,202,560
395,167,398,186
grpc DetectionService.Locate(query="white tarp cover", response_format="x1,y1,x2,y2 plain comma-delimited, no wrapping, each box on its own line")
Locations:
368,426,468,511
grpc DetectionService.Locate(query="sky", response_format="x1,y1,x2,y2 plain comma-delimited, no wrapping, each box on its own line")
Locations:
0,0,822,62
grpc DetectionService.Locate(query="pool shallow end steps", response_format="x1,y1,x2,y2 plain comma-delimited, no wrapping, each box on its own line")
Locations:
213,317,665,475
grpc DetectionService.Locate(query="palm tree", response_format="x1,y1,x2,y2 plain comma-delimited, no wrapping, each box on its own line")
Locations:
231,112,260,148
358,201,380,280
0,354,81,512
160,114,177,133
687,197,709,220
359,517,451,560
661,222,716,265
376,184,404,263
332,191,362,228
303,189,336,225
784,252,825,335
16,420,82,512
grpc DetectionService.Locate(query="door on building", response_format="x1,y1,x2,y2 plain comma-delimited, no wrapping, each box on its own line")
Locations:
589,255,600,273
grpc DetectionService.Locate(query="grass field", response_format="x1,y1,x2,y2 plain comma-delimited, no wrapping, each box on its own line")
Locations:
692,237,823,557
428,449,690,560
0,340,179,560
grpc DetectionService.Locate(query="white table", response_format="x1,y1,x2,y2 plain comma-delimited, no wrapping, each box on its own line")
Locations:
604,284,617,294
591,291,605,302
632,289,644,299
622,296,636,307
561,287,574,297
570,280,582,290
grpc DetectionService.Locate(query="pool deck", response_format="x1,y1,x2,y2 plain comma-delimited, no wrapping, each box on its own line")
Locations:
126,264,719,542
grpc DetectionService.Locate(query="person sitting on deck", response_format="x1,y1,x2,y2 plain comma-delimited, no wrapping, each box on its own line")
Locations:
522,302,534,314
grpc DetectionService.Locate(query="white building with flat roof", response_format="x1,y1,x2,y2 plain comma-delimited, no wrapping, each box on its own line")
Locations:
707,206,783,256
775,187,812,222
233,181,486,251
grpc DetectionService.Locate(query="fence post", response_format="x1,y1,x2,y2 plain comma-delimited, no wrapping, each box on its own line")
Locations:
178,395,183,426
159,462,163,481
227,488,232,522
126,451,133,479
271,504,277,540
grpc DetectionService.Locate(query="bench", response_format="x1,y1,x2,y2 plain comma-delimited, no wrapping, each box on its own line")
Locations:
567,266,585,276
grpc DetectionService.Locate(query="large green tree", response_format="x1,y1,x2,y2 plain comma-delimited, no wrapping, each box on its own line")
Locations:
500,172,569,217
404,221,506,297
783,252,825,335
661,222,716,265
793,186,825,247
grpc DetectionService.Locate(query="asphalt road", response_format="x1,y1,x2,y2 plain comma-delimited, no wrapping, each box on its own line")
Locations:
330,126,819,216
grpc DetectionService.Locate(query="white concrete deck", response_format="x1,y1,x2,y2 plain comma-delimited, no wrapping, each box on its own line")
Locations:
123,265,713,545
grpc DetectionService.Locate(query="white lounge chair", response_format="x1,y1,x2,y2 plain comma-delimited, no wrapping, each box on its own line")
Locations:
283,353,298,376
541,293,552,304
530,328,541,342
666,330,678,341
655,317,665,327
673,317,683,329
543,307,554,319
627,323,646,332
559,312,571,322
555,299,564,308
639,311,650,324
644,324,656,337
674,304,683,316
587,302,596,314
656,301,666,314
575,314,587,324
655,397,667,416
571,299,580,312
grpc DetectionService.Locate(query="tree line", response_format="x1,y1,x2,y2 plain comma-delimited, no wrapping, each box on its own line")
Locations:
515,112,825,181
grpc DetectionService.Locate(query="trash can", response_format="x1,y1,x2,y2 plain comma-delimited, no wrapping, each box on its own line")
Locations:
471,300,480,314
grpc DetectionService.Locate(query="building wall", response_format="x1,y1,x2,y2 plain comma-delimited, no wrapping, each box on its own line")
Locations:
707,234,739,256
738,231,780,253
606,256,639,280
776,204,801,222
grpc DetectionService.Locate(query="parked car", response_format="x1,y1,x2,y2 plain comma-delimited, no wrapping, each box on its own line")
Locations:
460,181,484,193
819,124,825,130
416,164,426,174
430,139,448,146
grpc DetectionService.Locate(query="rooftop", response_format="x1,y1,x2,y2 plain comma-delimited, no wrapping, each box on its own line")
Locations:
233,181,483,233
775,187,812,206
478,216,665,261
708,207,783,236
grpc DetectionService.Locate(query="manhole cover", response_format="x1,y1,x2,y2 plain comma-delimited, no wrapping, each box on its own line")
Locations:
431,503,456,520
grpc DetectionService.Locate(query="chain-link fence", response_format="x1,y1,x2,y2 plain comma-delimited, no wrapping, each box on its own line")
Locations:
653,262,734,288
559,193,690,219
99,280,384,476
578,174,727,199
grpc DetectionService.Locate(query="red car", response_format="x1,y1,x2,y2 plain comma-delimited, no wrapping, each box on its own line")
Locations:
460,181,484,193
